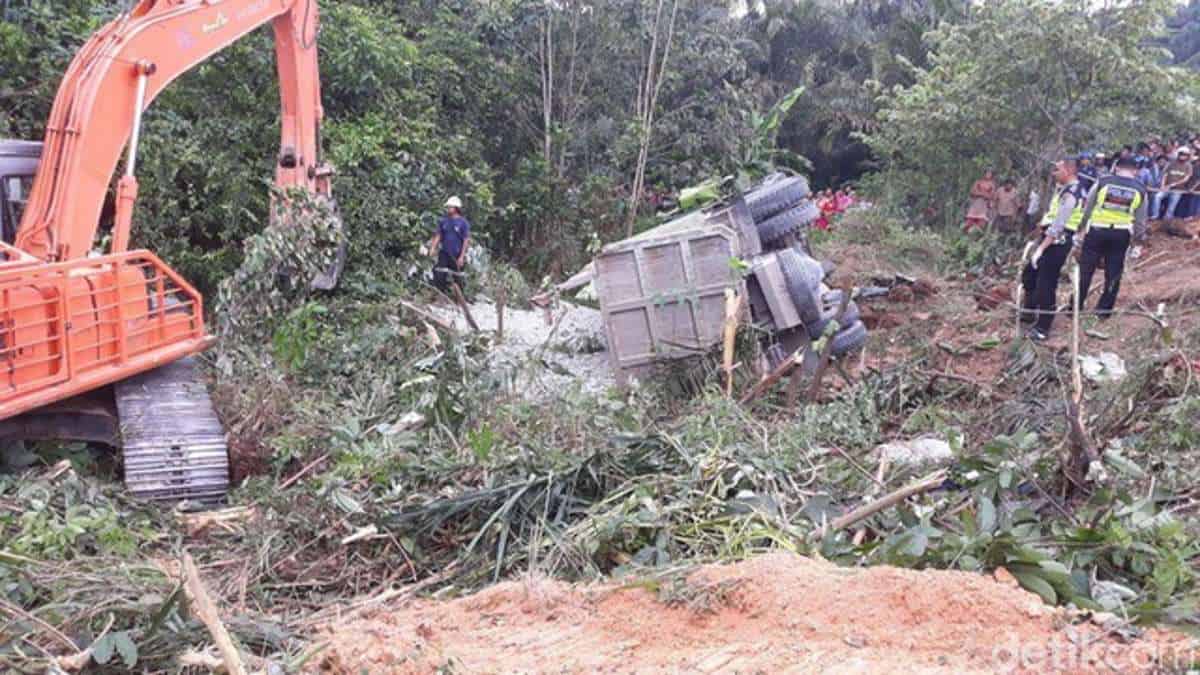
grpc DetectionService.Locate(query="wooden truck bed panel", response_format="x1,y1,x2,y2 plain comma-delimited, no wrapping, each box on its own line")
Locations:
596,217,743,377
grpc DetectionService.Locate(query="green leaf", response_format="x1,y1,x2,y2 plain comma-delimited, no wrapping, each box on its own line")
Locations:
974,337,1001,350
91,634,115,665
112,631,138,668
1011,570,1057,604
757,86,806,139
976,495,996,534
1102,450,1146,479
679,179,721,211
330,488,364,514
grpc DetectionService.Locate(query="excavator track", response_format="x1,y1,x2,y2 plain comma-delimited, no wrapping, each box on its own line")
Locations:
114,357,229,504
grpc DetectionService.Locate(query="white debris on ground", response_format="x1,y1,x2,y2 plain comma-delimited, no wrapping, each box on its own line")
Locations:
1080,352,1127,383
876,438,955,467
430,298,614,399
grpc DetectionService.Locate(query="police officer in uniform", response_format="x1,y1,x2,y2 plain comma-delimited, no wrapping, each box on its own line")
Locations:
1073,156,1148,319
1022,158,1086,340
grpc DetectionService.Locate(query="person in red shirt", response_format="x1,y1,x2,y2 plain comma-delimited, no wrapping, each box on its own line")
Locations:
815,189,835,230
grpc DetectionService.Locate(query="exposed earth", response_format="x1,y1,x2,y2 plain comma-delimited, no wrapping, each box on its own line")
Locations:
315,553,1193,674
312,228,1200,674
832,228,1200,386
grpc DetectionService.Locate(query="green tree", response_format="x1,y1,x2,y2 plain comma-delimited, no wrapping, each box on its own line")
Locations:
866,0,1200,228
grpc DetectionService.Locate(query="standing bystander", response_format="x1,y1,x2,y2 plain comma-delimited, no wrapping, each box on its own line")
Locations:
1025,186,1041,232
1163,148,1193,220
1022,159,1086,340
1079,154,1099,193
963,169,996,232
429,196,472,294
1149,155,1169,220
994,179,1021,237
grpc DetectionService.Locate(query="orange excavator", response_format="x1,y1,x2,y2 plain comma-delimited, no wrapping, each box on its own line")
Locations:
0,0,339,501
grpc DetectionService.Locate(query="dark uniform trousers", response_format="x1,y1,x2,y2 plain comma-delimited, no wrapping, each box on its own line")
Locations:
1077,227,1132,317
1021,232,1073,334
433,250,458,293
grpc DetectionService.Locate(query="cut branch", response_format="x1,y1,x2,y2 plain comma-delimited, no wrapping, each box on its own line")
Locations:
821,470,948,536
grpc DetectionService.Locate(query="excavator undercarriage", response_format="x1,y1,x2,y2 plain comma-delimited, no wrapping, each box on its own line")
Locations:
0,358,231,504
1,0,339,504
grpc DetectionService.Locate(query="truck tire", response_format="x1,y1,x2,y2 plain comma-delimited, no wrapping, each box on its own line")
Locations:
777,250,822,325
830,320,868,356
807,300,860,339
746,176,811,223
758,200,819,246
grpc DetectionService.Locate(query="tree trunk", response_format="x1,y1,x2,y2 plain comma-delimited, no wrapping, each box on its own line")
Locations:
538,14,554,169
625,0,680,237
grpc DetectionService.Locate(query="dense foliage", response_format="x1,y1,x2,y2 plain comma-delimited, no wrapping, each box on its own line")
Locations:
6,3,1200,670
0,0,977,287
865,0,1200,229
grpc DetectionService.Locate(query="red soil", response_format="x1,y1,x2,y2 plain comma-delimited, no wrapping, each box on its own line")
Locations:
314,553,1192,674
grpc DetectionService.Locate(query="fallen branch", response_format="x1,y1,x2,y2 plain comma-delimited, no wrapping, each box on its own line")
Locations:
178,506,257,536
1065,264,1099,493
399,300,457,334
739,350,803,405
178,649,226,673
821,470,947,536
451,283,479,332
279,453,330,490
722,289,745,397
785,366,806,408
182,552,248,675
0,596,78,653
496,289,507,343
829,445,885,490
917,369,993,397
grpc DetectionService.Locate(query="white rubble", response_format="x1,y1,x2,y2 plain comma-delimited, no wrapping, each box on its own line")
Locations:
876,438,955,467
430,298,614,399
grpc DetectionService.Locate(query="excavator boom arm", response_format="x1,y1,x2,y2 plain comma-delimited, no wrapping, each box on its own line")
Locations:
15,0,330,261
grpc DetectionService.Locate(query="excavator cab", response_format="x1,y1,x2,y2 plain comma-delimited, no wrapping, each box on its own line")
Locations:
0,141,40,246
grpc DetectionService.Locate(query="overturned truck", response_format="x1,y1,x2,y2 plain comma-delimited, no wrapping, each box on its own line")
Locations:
570,174,867,382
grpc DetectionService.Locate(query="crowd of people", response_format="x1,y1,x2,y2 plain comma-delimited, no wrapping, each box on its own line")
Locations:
959,138,1187,342
814,187,858,230
966,137,1200,235
1080,139,1200,221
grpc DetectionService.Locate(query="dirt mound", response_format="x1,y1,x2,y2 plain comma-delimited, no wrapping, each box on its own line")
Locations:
314,554,1190,674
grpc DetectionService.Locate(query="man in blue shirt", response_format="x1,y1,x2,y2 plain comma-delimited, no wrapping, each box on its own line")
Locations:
1078,153,1099,193
430,196,471,293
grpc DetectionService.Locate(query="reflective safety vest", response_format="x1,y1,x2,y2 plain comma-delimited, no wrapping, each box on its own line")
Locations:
1040,183,1086,232
1090,182,1142,228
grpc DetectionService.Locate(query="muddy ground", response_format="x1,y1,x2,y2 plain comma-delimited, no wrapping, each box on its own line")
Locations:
838,231,1200,385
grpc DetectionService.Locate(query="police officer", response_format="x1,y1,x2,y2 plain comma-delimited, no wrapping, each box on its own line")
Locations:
1022,158,1086,340
1073,156,1148,319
